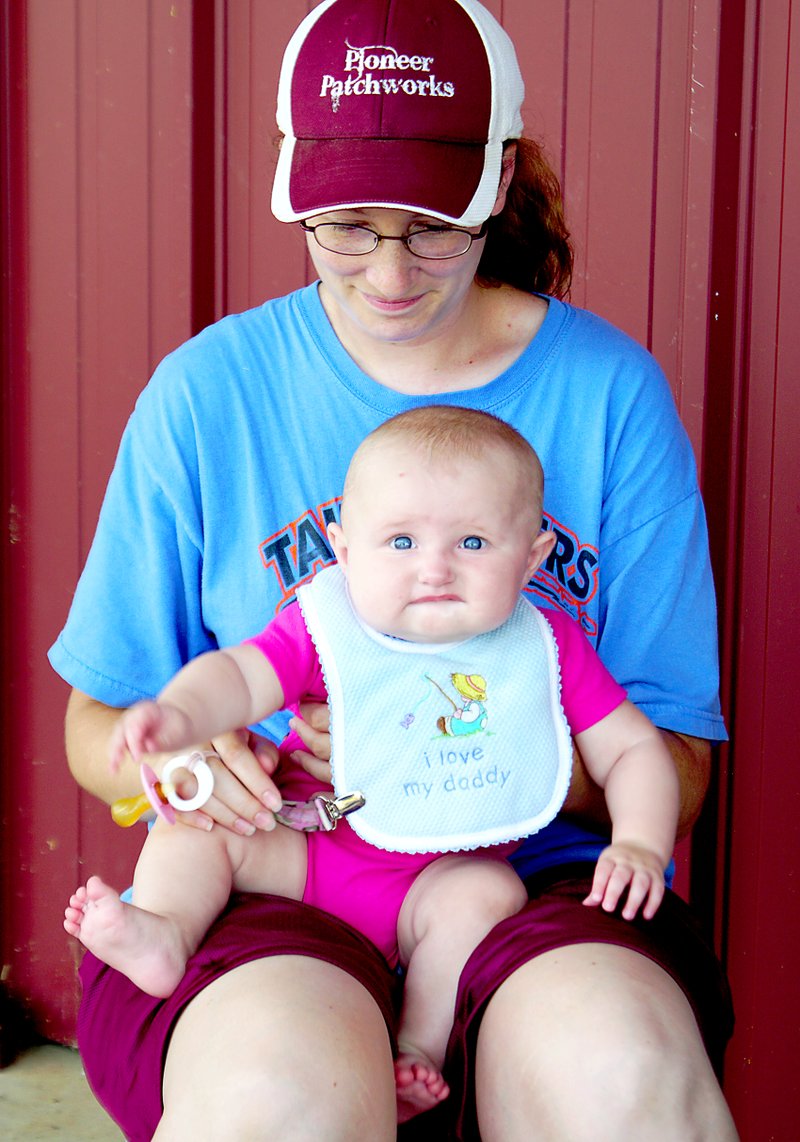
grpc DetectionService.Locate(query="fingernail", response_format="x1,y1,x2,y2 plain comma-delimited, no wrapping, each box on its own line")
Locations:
233,818,256,836
254,811,275,831
261,791,282,811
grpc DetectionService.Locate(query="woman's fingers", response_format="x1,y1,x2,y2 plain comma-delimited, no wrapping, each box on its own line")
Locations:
295,701,331,735
291,704,331,762
287,703,333,781
214,730,282,805
251,732,280,775
166,730,282,833
289,747,333,784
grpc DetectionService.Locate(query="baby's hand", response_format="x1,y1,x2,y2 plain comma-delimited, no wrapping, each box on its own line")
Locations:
108,700,192,772
583,841,666,921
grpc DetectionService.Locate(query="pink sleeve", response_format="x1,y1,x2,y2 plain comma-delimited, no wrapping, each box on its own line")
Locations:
541,608,628,734
244,603,327,709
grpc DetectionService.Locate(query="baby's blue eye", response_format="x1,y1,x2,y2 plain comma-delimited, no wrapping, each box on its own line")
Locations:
391,535,414,550
462,536,484,550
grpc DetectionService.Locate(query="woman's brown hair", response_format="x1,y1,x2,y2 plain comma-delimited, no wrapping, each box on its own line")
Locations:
478,138,573,300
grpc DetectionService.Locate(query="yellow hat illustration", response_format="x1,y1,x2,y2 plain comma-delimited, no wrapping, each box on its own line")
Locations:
451,673,487,701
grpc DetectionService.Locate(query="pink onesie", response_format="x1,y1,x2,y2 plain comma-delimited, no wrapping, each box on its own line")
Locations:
247,603,625,965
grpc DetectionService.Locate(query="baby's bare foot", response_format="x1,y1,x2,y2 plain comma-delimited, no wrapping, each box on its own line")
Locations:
394,1052,450,1123
63,875,187,998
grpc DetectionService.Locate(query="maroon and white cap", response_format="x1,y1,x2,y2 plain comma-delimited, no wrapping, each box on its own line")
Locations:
271,0,525,226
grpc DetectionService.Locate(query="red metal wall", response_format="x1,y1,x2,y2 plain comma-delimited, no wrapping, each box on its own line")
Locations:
708,2,800,1135
2,1,798,1135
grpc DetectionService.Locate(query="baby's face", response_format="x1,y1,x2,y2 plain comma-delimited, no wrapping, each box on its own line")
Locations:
328,444,551,644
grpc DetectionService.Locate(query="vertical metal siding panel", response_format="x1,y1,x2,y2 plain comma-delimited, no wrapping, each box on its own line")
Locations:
699,0,753,966
0,0,30,1055
651,1,719,460
504,2,569,200
223,0,311,313
7,0,84,1040
723,0,800,1132
566,2,660,346
222,0,256,313
75,6,151,527
150,2,196,357
674,0,719,457
4,0,198,1042
649,2,691,397
560,3,592,314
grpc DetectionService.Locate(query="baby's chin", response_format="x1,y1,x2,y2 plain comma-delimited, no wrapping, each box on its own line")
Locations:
387,604,499,645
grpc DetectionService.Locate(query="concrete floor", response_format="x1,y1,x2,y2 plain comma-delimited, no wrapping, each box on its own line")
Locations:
0,1043,123,1140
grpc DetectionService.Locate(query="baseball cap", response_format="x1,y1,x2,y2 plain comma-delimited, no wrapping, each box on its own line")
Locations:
271,0,525,227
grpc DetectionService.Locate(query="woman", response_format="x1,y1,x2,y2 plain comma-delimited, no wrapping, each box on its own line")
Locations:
50,1,736,1137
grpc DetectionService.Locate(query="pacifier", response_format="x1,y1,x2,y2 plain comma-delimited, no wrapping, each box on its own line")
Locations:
111,751,217,827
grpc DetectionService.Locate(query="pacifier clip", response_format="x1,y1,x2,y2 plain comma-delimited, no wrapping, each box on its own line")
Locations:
111,749,364,834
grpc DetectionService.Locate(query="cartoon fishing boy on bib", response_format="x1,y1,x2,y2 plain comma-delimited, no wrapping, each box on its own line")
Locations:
432,673,489,738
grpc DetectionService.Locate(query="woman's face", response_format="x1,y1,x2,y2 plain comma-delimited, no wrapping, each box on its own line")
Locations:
304,206,490,350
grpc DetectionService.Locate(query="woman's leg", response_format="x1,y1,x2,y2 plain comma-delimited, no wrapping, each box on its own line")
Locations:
475,943,738,1142
436,867,735,1141
155,955,397,1140
77,894,399,1140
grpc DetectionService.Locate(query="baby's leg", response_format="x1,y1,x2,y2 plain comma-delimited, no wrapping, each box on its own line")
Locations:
394,856,527,1122
64,819,307,998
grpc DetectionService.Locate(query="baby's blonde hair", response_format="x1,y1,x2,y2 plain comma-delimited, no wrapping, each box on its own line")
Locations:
346,406,544,510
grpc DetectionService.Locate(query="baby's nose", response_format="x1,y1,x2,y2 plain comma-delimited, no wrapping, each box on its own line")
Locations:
418,554,454,585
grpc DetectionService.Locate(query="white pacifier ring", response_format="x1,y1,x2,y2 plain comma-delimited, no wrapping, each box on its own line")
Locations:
161,751,217,812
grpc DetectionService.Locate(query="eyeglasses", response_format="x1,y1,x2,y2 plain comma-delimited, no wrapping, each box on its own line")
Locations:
299,219,490,260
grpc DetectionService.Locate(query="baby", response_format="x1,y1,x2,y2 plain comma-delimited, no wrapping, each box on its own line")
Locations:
65,406,679,1121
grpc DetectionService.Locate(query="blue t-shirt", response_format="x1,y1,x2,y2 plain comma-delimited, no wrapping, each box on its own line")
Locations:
48,284,726,876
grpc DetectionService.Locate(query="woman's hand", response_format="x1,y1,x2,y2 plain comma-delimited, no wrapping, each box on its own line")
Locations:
168,728,282,835
288,701,332,783
67,690,280,834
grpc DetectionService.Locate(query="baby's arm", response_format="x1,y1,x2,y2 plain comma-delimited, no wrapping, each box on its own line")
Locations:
576,699,680,920
108,645,285,770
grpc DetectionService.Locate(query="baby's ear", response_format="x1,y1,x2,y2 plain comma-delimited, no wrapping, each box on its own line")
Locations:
525,530,556,580
327,521,348,567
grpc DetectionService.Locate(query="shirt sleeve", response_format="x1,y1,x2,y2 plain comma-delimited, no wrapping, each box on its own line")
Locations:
596,490,725,740
47,413,213,706
542,608,627,734
245,603,327,710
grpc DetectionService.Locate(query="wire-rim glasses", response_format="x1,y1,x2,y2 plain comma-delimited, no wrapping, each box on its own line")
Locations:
299,219,490,260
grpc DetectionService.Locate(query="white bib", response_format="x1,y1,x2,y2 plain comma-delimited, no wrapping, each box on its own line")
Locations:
296,565,573,854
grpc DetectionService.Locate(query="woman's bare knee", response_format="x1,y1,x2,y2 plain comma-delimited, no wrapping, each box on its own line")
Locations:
158,957,396,1140
475,944,737,1141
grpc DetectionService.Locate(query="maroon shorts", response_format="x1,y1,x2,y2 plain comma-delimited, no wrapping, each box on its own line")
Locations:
77,893,397,1142
401,864,735,1141
78,868,733,1142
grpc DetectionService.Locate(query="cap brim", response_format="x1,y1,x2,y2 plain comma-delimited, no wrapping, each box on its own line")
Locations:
272,135,503,227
